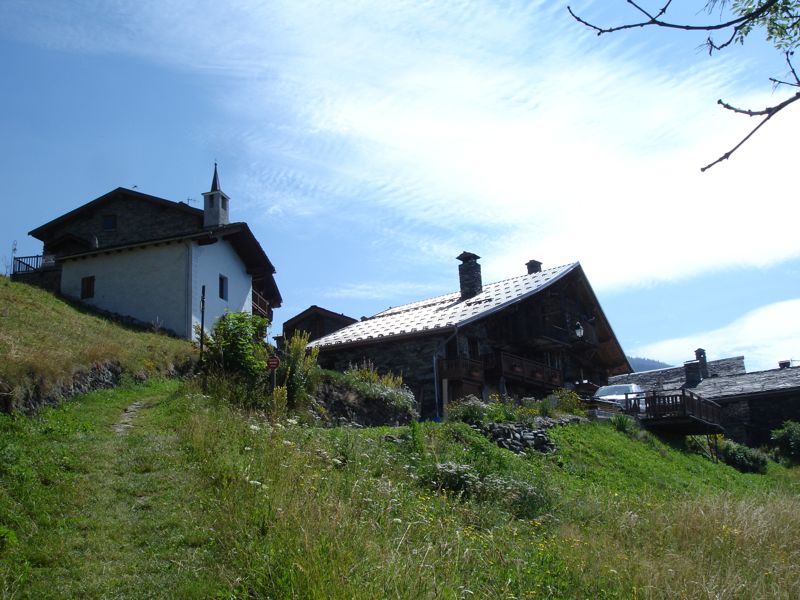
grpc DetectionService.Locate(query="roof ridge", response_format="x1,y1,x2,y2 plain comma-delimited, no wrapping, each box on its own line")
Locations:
374,262,577,317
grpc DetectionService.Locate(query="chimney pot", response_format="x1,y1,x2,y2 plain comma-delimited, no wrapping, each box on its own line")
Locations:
457,251,482,300
526,259,542,274
695,348,709,379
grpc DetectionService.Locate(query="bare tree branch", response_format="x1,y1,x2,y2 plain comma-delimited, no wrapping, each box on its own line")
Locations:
568,0,781,36
570,4,799,171
700,90,800,171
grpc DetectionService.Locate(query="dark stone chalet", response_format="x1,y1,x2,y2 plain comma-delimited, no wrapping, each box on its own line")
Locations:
310,253,631,418
611,349,800,446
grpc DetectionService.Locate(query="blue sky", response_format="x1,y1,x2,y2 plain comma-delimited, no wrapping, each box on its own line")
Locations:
1,1,798,371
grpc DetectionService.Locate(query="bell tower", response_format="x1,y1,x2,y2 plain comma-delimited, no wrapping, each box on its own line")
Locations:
202,163,230,228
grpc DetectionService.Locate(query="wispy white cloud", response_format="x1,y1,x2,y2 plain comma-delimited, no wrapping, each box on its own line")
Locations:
633,299,800,372
3,0,798,295
322,280,445,302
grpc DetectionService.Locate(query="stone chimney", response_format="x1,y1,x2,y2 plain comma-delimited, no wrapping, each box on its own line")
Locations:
457,251,482,300
526,259,542,274
695,348,709,379
779,360,791,369
684,360,702,388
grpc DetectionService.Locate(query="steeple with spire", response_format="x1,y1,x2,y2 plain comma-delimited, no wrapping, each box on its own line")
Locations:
202,162,230,228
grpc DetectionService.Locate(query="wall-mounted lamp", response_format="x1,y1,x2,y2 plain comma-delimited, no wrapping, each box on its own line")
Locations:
574,321,584,339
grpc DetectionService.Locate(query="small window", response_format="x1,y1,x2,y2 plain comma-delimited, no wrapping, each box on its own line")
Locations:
219,274,228,301
81,276,95,299
102,214,117,231
221,197,228,211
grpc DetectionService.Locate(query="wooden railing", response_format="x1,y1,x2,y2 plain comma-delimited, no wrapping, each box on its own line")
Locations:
251,289,271,318
498,352,562,386
12,255,56,274
439,358,484,382
624,389,721,425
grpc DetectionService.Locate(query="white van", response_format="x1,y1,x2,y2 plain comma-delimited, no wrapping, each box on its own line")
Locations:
593,384,645,411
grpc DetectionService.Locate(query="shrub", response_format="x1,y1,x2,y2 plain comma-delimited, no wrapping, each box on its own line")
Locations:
277,331,322,411
771,420,800,463
486,398,518,423
427,461,482,496
546,388,584,415
447,395,489,425
718,439,768,474
422,462,550,517
200,311,269,378
345,359,404,389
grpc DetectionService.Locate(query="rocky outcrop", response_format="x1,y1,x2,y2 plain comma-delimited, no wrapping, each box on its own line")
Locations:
5,358,195,415
475,415,587,454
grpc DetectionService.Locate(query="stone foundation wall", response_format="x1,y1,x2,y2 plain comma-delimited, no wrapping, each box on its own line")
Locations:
11,268,61,293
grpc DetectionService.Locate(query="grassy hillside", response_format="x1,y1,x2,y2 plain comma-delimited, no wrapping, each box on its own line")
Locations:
0,277,194,401
2,381,797,598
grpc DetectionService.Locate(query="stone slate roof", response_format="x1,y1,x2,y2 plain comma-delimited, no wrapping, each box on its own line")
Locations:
310,263,578,348
29,187,202,240
695,367,800,402
609,357,746,390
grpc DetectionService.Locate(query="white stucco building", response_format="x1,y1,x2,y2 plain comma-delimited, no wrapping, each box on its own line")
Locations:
18,165,281,339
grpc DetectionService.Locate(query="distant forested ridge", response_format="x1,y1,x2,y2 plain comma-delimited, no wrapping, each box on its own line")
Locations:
627,356,672,372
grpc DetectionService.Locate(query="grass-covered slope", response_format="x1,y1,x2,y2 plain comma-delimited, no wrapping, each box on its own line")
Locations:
4,381,796,599
0,277,194,402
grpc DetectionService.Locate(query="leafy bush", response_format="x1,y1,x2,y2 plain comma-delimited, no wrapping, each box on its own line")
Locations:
277,331,322,411
718,439,768,474
486,398,518,422
545,389,584,415
427,461,482,496
199,311,269,378
771,420,800,463
345,359,404,389
446,395,489,425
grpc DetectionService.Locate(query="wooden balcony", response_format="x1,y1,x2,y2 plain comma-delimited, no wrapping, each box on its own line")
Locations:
498,352,562,387
252,289,271,319
438,358,485,383
12,255,57,274
624,389,723,435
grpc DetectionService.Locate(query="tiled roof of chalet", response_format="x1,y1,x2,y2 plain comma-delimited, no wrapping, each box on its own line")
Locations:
310,262,578,349
695,367,800,401
609,357,746,389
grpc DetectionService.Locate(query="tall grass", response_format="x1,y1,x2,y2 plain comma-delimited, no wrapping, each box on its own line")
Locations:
0,277,194,396
2,380,798,598
176,391,800,599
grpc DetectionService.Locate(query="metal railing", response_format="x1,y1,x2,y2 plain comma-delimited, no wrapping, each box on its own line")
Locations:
12,255,57,274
